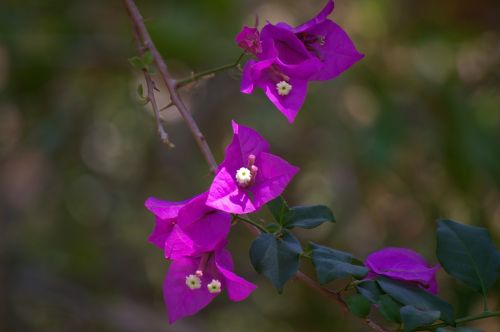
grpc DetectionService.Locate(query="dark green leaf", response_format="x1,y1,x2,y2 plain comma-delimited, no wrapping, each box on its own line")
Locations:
378,294,402,323
346,293,371,318
437,219,500,297
357,280,383,303
377,278,454,324
310,242,369,284
249,230,302,293
266,196,289,226
400,305,440,332
284,205,335,229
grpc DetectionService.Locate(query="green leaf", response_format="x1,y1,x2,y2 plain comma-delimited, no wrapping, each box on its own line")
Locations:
284,205,335,229
128,56,144,69
377,278,454,324
436,219,500,298
249,230,302,293
142,50,154,65
310,242,369,284
378,294,402,323
346,293,371,318
357,280,383,304
400,305,440,332
266,197,335,229
266,196,289,226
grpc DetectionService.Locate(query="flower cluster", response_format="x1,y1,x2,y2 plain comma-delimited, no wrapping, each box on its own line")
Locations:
145,122,298,323
236,0,363,123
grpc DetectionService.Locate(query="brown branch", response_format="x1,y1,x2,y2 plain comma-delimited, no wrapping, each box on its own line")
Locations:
295,271,348,312
124,0,218,174
123,2,389,331
144,72,174,147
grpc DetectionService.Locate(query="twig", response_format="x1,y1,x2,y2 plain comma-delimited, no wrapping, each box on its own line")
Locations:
123,2,390,331
176,52,246,89
124,0,218,174
144,72,174,147
416,310,500,331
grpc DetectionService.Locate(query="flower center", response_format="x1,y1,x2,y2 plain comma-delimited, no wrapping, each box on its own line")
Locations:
185,274,202,290
207,279,222,293
236,167,252,186
276,81,292,96
235,154,259,188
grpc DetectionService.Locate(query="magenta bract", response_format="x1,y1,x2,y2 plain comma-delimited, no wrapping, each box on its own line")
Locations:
145,192,231,259
206,121,299,214
164,243,256,323
365,247,440,294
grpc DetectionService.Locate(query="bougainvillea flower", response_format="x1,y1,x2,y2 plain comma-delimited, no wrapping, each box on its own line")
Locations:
207,121,299,214
237,0,363,122
145,192,231,259
164,243,257,323
267,0,364,81
365,247,440,294
241,58,311,123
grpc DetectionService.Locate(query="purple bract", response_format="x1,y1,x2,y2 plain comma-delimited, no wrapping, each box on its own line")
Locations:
365,247,440,294
145,192,231,259
206,121,299,214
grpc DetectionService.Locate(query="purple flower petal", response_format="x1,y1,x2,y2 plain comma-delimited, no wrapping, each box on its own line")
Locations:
215,249,257,302
294,0,335,33
300,20,364,81
263,77,308,123
241,60,257,94
165,211,231,260
145,197,188,249
219,121,271,173
144,197,187,220
251,152,299,207
206,166,257,214
365,247,440,294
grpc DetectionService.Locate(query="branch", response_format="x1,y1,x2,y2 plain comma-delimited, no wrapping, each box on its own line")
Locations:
176,52,245,89
144,72,174,147
123,2,389,331
124,0,218,174
417,310,500,331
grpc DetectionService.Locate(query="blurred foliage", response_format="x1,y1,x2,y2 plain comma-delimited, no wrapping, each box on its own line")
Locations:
1,0,500,331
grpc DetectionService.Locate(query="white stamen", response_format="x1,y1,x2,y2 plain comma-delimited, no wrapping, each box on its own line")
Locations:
185,274,202,290
207,279,222,293
235,167,252,187
276,81,292,96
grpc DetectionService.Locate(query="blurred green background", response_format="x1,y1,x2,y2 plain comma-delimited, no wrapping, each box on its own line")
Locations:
1,0,500,331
